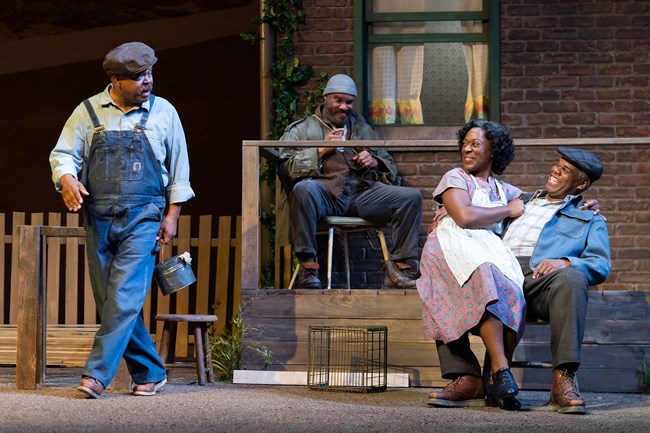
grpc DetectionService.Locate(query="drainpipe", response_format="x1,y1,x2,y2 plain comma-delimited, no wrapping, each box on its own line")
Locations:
257,0,278,286
260,0,274,139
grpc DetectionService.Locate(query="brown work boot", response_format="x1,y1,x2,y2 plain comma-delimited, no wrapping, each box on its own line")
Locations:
427,375,485,407
549,369,587,414
383,260,417,289
298,262,322,289
77,376,105,399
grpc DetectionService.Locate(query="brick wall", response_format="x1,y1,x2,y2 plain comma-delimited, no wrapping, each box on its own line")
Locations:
292,1,649,292
500,0,650,138
294,0,650,139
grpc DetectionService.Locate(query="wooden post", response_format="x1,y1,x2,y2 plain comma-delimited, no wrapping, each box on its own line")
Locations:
241,142,260,290
16,225,44,389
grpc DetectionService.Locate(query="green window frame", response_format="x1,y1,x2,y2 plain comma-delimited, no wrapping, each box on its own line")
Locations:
353,0,501,126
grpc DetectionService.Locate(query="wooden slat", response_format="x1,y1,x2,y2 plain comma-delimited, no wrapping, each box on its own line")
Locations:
30,213,44,226
83,254,95,324
46,213,61,325
214,216,232,335
233,215,242,313
65,213,80,324
0,214,5,324
154,243,172,345
196,215,212,315
9,212,26,324
0,325,99,367
174,215,192,358
282,244,292,289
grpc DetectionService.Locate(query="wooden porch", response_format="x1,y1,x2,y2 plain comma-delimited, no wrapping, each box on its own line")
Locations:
239,139,650,393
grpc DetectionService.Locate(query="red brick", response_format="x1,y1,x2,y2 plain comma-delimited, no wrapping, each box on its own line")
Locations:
507,102,543,114
543,52,577,64
579,76,615,87
597,88,632,99
562,89,596,100
579,127,616,138
617,76,650,87
580,101,614,112
544,127,579,138
526,89,560,100
542,101,577,113
544,76,578,88
615,101,649,112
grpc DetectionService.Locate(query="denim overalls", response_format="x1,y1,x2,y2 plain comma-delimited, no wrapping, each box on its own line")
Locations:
81,96,167,387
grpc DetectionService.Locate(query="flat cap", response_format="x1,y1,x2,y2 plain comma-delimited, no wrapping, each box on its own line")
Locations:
558,147,603,183
103,42,157,76
323,74,357,97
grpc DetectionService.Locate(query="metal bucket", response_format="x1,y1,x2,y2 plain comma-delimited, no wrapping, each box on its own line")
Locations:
153,252,196,296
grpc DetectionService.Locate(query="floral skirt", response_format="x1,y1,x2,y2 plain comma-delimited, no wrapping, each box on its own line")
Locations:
416,230,525,343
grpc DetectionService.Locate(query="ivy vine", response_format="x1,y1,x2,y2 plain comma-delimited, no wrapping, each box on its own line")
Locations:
242,0,328,287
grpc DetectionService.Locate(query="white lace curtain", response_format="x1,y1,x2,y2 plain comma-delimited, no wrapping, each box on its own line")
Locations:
461,0,488,121
370,1,425,125
369,0,488,124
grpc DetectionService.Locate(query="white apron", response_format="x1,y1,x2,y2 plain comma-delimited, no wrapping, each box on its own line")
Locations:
436,176,524,289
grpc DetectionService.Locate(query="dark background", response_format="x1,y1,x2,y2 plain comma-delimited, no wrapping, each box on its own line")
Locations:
0,0,260,218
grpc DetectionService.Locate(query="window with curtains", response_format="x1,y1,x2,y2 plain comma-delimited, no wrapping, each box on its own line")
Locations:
354,0,500,127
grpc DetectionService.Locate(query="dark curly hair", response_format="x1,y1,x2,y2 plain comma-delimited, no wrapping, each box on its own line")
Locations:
456,119,515,176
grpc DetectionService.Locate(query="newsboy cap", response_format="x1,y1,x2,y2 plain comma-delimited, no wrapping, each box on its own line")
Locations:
558,147,603,183
103,42,157,76
323,74,357,97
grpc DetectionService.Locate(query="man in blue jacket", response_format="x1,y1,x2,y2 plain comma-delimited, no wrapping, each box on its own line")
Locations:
428,147,610,414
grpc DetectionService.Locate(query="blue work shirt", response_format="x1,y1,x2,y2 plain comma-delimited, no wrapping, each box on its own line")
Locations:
507,190,611,286
50,85,194,205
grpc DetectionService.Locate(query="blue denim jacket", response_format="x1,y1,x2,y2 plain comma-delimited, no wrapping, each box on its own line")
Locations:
513,190,611,286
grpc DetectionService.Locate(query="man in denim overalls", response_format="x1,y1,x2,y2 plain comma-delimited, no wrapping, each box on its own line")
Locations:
50,42,194,398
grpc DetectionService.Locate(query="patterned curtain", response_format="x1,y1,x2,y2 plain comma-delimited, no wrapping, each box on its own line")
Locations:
462,0,488,121
370,1,424,125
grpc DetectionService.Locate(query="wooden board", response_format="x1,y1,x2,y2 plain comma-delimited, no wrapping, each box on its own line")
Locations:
0,325,99,367
240,289,650,392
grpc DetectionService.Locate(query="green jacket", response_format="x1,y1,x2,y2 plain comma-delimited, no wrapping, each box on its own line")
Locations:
276,107,396,246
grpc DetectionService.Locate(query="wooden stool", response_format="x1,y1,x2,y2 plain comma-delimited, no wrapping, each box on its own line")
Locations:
155,314,219,385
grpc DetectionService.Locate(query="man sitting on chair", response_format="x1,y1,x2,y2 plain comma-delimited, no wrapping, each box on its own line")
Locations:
277,74,422,290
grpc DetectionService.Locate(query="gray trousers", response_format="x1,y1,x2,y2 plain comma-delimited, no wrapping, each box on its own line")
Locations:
288,179,422,262
436,256,589,379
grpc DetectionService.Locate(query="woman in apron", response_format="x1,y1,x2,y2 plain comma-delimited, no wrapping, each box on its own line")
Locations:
417,120,525,410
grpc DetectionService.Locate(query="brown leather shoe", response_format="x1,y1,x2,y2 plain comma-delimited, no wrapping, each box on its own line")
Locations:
383,260,417,289
427,375,485,407
549,369,587,414
133,378,167,396
77,376,105,399
298,262,321,289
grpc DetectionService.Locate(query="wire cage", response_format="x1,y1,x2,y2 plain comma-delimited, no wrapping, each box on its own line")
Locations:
307,325,388,393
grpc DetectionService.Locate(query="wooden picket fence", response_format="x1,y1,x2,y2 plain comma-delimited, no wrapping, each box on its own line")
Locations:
0,212,241,366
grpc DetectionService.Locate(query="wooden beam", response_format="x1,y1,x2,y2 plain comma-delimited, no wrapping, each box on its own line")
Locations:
16,225,44,389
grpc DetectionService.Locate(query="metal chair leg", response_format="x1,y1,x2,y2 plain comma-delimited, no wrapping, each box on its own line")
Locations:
327,226,334,289
343,231,350,289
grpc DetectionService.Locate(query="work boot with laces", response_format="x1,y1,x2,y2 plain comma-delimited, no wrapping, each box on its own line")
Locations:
383,260,417,289
549,369,587,414
298,262,322,289
427,375,485,407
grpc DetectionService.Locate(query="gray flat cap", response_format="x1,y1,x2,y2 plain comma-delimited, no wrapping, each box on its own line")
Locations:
103,42,157,76
558,147,604,183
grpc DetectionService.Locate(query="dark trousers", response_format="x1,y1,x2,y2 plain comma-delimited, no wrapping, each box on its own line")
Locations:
436,256,589,379
288,179,422,262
